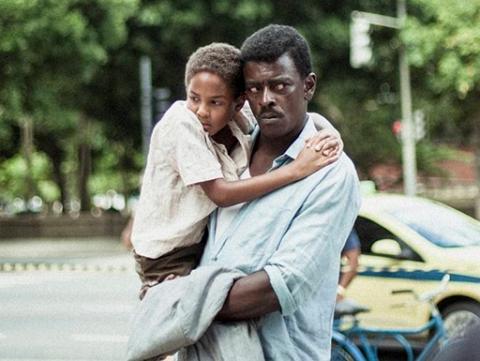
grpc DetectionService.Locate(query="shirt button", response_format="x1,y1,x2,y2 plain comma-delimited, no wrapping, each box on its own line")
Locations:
212,257,218,262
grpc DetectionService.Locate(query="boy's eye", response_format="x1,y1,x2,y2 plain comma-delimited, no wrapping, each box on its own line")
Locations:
211,100,224,106
189,95,200,102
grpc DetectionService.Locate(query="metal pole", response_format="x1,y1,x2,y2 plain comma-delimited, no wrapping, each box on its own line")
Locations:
397,0,417,196
139,56,152,157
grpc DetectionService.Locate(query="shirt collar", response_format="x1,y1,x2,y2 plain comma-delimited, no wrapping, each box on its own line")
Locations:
284,115,316,160
251,114,316,167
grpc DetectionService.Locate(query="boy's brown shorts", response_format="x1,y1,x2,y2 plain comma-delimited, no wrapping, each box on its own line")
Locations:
134,240,205,300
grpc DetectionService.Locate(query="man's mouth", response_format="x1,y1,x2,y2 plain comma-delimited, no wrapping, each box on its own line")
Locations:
260,112,281,121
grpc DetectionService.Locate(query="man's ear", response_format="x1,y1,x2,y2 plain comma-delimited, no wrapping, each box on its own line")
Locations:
304,73,317,102
234,93,246,112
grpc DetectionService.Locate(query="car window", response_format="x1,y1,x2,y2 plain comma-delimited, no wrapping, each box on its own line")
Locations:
354,217,423,262
384,200,480,248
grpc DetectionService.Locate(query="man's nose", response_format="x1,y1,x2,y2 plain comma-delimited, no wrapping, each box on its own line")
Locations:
260,87,275,107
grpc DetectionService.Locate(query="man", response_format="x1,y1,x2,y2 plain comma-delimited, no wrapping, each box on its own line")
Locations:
198,25,361,360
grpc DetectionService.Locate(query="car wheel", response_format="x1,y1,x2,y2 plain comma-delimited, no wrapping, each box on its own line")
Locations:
441,301,480,338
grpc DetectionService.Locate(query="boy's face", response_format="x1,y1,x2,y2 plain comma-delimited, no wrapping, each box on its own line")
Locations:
186,71,240,136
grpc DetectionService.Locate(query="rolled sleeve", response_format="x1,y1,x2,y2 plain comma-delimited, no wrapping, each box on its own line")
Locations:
264,264,298,316
265,157,360,315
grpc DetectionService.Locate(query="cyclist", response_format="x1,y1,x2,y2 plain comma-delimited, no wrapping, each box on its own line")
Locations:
337,229,361,301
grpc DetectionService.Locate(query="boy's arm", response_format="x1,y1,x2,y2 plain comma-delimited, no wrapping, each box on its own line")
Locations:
198,138,338,207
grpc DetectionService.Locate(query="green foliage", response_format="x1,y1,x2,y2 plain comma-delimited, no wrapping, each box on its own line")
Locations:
0,0,140,209
2,0,478,209
405,1,480,97
0,152,59,202
398,0,480,159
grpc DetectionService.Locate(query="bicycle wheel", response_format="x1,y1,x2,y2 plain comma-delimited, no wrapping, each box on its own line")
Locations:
331,339,356,361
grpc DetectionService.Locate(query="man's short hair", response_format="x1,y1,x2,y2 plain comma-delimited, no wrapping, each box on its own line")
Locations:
184,43,244,97
240,24,312,78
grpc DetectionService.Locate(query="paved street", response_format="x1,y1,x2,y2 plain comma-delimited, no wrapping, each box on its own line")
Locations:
0,271,138,360
0,238,141,361
0,238,402,361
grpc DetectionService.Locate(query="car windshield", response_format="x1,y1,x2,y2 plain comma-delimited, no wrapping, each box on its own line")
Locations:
385,199,480,248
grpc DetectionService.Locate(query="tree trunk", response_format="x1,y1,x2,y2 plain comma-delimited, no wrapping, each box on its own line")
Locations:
51,151,68,213
20,116,36,201
36,131,68,213
78,116,91,212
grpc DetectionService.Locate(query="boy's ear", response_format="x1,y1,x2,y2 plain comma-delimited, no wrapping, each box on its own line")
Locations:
234,94,246,112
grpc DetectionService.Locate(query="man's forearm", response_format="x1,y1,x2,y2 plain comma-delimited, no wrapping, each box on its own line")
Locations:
215,270,280,321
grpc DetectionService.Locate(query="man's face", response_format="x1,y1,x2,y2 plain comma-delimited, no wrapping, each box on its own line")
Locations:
243,53,316,140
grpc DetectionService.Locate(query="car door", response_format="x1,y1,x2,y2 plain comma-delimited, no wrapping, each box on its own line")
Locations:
347,216,431,328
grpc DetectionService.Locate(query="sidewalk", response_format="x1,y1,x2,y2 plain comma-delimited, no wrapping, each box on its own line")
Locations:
0,237,135,272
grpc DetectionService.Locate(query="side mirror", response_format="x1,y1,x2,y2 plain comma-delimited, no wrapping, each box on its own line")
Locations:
371,239,402,257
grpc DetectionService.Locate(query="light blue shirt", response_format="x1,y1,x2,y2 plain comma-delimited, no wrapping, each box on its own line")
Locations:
200,118,361,361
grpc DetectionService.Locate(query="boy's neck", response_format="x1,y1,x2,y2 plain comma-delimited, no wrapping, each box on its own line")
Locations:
212,125,237,152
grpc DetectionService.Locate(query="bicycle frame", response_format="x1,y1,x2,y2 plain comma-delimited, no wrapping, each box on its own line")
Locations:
337,310,446,361
332,329,368,361
332,274,450,361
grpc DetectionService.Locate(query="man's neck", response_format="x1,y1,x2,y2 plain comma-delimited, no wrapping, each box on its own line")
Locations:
249,115,307,176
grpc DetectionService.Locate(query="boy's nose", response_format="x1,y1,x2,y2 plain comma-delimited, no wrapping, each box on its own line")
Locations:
197,104,209,119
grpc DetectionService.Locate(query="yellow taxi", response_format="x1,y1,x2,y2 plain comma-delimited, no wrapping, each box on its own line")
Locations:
346,192,480,334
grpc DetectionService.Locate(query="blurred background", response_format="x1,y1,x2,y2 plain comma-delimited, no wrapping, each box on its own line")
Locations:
1,0,479,360
1,0,479,221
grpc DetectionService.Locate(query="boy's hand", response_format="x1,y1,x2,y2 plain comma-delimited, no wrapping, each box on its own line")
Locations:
291,129,343,178
293,142,339,177
165,274,178,281
304,128,343,157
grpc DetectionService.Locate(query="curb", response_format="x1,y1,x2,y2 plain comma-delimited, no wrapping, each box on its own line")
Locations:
0,262,133,273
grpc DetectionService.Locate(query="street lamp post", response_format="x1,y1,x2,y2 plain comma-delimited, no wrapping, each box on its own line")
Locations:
397,0,417,196
350,0,417,196
139,56,153,157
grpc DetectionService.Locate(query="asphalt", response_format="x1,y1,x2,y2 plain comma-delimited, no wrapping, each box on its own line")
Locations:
0,237,135,272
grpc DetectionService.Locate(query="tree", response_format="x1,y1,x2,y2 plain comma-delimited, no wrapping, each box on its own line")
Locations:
403,0,480,214
0,0,139,211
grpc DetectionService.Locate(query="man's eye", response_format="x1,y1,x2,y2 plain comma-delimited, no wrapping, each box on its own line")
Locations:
247,86,259,94
275,83,285,91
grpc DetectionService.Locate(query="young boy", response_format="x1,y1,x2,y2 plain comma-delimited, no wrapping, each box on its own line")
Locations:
131,43,341,299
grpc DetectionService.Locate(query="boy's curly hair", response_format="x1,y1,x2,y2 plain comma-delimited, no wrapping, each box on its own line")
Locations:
240,24,312,78
185,43,244,97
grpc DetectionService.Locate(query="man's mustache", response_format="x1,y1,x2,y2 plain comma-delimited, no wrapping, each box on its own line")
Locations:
258,109,282,119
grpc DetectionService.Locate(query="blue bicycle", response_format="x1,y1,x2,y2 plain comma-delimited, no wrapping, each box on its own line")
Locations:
331,275,450,361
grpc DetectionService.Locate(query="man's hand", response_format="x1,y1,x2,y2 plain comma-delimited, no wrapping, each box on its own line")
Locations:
216,271,280,321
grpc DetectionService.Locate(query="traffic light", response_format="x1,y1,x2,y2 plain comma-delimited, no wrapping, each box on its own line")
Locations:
350,17,372,68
